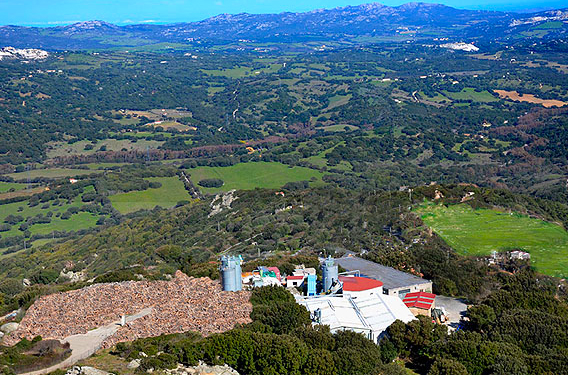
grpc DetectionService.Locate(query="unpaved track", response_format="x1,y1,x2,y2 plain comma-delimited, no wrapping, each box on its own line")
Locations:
21,308,152,375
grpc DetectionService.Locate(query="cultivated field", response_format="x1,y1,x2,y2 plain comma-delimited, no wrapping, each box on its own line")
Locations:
46,139,164,159
494,90,567,107
187,162,326,194
109,176,189,214
415,202,568,278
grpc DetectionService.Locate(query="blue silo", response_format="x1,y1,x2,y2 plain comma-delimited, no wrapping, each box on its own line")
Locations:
322,256,338,293
220,255,243,291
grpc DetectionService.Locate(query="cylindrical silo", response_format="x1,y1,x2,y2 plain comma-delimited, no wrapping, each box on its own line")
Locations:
220,255,242,291
322,256,338,293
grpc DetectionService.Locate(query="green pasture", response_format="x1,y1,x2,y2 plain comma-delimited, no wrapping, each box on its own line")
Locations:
443,88,499,103
415,202,568,278
0,186,102,240
46,139,163,158
109,176,189,214
187,162,326,194
0,182,27,193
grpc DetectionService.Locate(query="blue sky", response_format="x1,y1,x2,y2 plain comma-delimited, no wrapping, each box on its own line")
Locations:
1,0,566,26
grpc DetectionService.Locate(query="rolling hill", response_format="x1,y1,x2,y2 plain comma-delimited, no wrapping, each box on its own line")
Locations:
0,3,566,49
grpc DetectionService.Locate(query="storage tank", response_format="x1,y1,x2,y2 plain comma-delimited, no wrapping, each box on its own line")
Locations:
220,255,243,291
307,274,316,296
322,256,338,293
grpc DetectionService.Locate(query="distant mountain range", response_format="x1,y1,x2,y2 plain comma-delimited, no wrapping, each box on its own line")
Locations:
0,2,566,50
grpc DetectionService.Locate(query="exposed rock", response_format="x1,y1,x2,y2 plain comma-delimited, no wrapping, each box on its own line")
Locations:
439,42,479,52
66,366,115,375
209,190,238,217
0,322,19,334
434,189,444,200
22,278,31,287
0,331,4,340
60,270,87,283
127,359,141,369
165,362,239,375
0,47,48,60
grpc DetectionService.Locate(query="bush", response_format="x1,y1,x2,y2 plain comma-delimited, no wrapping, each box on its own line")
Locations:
198,179,224,188
29,269,59,285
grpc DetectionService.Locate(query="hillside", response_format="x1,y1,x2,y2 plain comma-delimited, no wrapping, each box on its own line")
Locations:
0,3,566,49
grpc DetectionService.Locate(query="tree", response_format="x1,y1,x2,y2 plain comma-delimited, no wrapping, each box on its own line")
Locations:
428,358,468,375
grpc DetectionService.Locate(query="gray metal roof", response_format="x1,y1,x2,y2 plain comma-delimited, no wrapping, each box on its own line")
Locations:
336,256,430,290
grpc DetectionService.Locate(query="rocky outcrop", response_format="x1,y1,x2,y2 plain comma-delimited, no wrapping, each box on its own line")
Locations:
0,47,48,60
164,362,239,375
66,366,114,375
0,322,19,334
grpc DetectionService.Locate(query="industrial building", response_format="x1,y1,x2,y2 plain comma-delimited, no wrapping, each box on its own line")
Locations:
336,256,432,298
339,275,383,298
296,292,415,343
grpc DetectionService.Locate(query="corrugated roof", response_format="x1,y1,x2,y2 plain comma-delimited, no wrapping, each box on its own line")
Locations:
339,276,383,291
403,291,436,310
297,293,415,338
287,275,305,280
336,256,430,290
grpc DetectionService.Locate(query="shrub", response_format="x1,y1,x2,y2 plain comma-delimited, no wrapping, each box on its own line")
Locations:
198,179,224,188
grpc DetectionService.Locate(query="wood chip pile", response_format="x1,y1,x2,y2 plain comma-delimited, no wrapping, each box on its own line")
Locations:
5,271,252,347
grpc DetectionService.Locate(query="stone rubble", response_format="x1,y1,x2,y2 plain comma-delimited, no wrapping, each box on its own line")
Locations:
66,366,114,375
165,362,239,375
4,271,252,348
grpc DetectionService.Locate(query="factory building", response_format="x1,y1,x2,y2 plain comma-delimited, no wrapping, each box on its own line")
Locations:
339,275,383,298
336,256,432,298
297,292,415,343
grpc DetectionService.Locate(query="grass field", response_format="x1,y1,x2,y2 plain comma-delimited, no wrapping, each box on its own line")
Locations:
109,177,189,214
0,186,102,240
46,139,164,158
187,162,326,194
316,124,359,132
0,182,27,193
415,202,568,278
443,88,499,103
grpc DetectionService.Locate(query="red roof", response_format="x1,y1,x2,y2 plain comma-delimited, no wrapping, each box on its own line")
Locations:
287,275,305,280
403,292,436,310
339,276,383,292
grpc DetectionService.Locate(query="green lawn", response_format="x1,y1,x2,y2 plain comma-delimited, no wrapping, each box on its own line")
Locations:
109,177,189,214
415,202,568,278
187,162,326,194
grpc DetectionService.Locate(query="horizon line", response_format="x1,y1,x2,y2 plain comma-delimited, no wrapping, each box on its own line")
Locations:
1,1,565,28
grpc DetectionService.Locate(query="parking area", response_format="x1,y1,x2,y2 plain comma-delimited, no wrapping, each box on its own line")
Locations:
435,295,468,328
